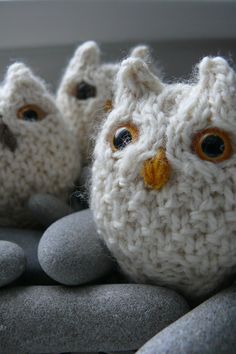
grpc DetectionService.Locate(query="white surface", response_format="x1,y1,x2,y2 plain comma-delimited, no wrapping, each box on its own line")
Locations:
0,0,236,49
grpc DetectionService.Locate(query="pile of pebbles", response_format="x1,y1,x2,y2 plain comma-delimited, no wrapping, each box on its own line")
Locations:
0,186,235,353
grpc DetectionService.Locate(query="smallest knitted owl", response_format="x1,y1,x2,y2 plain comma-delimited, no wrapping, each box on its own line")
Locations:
91,55,236,300
0,63,80,227
56,41,158,166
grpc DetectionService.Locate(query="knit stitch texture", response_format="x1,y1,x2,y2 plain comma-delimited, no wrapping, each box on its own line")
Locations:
57,41,157,166
0,63,80,227
91,56,236,299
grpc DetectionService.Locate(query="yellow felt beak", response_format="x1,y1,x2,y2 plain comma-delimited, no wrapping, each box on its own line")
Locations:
142,148,171,190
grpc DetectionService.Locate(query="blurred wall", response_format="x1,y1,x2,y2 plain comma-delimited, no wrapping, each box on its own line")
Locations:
0,39,235,92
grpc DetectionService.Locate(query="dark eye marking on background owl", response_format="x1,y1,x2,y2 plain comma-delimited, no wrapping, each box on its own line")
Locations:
57,41,160,166
0,63,80,227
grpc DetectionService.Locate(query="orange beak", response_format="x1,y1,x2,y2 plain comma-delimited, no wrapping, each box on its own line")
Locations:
142,148,171,190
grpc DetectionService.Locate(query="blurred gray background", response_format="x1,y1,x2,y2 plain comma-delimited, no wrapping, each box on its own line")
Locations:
0,40,236,92
0,0,236,91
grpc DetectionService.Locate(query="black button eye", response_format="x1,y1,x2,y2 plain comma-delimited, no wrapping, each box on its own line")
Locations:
113,128,132,150
22,109,38,122
201,135,225,158
75,81,96,100
17,104,46,122
110,124,138,152
192,128,232,163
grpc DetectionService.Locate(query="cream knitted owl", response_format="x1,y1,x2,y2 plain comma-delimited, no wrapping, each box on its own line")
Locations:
91,56,236,299
0,63,80,227
56,41,156,166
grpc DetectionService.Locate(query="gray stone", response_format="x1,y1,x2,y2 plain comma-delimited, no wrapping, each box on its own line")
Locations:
137,285,236,354
38,209,115,285
0,241,26,287
28,194,74,229
0,228,53,285
0,284,189,353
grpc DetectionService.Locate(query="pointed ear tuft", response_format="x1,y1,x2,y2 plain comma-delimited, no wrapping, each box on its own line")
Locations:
198,56,234,86
4,62,47,94
70,41,101,70
5,63,34,83
115,57,163,104
130,45,151,63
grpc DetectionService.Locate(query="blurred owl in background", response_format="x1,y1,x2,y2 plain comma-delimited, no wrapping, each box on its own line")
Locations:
91,55,236,299
0,63,80,227
57,41,159,166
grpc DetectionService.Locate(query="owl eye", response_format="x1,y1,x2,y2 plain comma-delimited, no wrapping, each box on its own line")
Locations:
110,124,138,152
192,128,232,163
74,81,96,100
17,104,46,122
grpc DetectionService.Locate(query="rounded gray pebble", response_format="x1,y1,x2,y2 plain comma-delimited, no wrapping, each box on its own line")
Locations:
0,284,189,353
0,241,26,287
137,285,236,354
38,209,115,285
28,193,74,229
0,228,53,284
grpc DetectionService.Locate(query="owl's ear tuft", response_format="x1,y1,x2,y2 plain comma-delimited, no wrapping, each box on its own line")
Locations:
4,62,48,94
197,56,235,87
130,45,151,63
69,41,101,71
114,57,163,104
5,63,35,83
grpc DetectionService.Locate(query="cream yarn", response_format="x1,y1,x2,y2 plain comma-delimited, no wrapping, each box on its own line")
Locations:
57,41,158,166
0,63,80,227
91,56,236,299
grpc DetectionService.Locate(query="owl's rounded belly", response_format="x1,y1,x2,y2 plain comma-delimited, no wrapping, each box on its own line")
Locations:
0,141,79,227
96,190,236,299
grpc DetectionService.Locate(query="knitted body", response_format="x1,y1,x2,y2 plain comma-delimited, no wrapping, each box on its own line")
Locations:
57,41,118,165
0,63,80,227
57,41,157,166
91,56,236,299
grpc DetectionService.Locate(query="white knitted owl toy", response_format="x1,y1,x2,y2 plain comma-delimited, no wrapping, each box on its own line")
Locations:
91,56,236,299
0,63,80,227
56,41,156,166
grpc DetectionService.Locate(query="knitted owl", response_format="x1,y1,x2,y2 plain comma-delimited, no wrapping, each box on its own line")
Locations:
56,41,156,166
91,56,236,299
0,63,80,227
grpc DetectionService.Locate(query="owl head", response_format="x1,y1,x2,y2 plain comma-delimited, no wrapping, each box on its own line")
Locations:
0,63,80,227
91,56,236,299
56,41,157,166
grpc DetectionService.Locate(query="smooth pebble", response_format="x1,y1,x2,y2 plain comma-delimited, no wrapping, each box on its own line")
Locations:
28,193,74,229
0,228,53,284
0,284,189,353
137,285,236,354
38,209,115,285
0,240,26,287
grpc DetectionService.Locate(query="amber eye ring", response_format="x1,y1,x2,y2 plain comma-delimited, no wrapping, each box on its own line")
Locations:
17,104,46,122
103,99,113,113
192,127,233,163
109,124,139,152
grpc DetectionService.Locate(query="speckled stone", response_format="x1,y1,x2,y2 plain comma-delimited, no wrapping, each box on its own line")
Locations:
0,228,53,285
38,209,115,285
0,241,26,287
28,193,74,229
137,285,236,354
0,284,189,354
